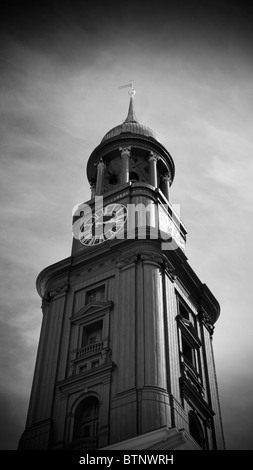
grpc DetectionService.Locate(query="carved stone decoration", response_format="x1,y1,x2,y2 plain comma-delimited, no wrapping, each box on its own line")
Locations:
162,259,177,281
160,172,172,201
141,251,163,263
41,298,51,310
140,252,176,279
115,251,176,280
45,283,69,301
161,172,172,184
95,157,107,169
102,346,113,365
116,253,140,269
116,251,163,269
148,151,160,163
148,151,159,187
198,310,215,336
71,301,114,323
119,146,131,157
95,157,107,195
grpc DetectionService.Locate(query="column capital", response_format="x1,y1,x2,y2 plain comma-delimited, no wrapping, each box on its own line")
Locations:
90,181,96,198
95,158,106,195
161,172,172,184
119,146,131,157
96,157,106,169
148,151,159,162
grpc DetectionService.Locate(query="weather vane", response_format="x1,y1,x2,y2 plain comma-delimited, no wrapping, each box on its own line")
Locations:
118,80,135,98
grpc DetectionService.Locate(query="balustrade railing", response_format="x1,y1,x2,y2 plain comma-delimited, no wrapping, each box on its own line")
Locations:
76,341,103,359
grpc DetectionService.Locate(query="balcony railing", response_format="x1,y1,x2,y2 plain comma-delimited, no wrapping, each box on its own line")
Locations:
67,437,98,450
76,341,104,359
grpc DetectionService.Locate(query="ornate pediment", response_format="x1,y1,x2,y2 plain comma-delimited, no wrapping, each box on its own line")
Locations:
71,301,114,322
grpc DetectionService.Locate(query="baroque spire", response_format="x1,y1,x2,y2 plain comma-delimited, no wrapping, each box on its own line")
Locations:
124,90,137,123
119,81,138,123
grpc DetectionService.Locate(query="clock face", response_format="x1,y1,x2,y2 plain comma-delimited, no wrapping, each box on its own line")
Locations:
79,203,128,246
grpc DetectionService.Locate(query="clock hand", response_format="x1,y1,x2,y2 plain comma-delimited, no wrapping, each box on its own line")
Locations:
103,217,116,224
92,217,116,225
104,216,125,224
91,214,126,227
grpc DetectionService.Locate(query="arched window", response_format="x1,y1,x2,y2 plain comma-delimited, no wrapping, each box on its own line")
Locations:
189,411,206,449
73,397,99,448
129,171,139,182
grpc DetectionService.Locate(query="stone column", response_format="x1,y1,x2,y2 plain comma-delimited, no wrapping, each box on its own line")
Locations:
148,152,159,188
161,173,171,201
119,147,131,184
90,182,96,199
95,158,106,195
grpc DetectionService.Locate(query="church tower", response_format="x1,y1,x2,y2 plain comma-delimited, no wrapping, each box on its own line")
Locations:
19,85,225,450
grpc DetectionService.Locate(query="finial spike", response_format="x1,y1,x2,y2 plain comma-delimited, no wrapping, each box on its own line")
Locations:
119,81,137,123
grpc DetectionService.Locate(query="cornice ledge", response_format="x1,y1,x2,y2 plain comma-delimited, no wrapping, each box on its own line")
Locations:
116,250,177,280
57,362,116,391
36,256,72,299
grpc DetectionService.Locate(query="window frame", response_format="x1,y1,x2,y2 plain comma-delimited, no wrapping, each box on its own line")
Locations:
73,396,100,443
85,283,106,305
176,295,203,396
188,410,207,450
82,319,103,347
70,296,113,377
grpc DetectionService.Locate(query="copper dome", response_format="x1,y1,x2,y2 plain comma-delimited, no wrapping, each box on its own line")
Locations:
101,121,160,143
101,94,160,143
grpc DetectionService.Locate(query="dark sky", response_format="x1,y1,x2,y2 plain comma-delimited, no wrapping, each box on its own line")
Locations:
0,0,253,450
